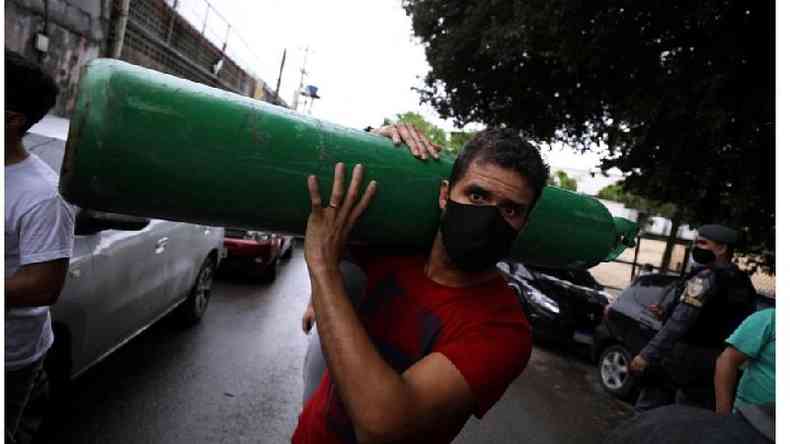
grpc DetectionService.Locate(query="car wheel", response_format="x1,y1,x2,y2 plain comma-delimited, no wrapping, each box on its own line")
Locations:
598,344,636,400
178,256,215,325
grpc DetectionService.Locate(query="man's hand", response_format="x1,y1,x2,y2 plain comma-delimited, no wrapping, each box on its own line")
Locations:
371,124,443,160
302,303,316,334
304,162,377,275
647,304,665,320
630,354,649,373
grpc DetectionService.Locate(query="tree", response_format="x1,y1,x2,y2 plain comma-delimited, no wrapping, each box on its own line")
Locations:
551,170,577,192
598,182,683,272
403,1,774,273
597,183,675,219
447,130,476,153
384,112,478,154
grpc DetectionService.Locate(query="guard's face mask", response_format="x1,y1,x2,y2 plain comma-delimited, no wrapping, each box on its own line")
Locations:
691,246,716,265
440,199,519,272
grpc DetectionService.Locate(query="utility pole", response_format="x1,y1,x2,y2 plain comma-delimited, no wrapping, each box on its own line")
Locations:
274,48,287,105
292,46,313,111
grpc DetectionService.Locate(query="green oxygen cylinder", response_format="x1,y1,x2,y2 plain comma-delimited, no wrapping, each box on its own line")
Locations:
60,59,636,269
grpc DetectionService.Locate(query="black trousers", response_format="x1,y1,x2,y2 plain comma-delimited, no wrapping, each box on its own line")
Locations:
635,344,721,413
5,357,49,444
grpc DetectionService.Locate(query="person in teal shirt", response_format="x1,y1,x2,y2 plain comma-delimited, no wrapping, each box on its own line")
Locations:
714,308,775,414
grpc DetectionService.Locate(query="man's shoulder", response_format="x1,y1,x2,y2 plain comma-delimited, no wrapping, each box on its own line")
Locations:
728,309,775,350
742,309,775,331
454,277,527,326
712,263,751,281
6,155,60,201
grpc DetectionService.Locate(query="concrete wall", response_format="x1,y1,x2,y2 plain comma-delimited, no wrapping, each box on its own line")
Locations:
117,0,285,105
117,0,256,96
596,198,640,222
6,0,286,118
5,0,112,116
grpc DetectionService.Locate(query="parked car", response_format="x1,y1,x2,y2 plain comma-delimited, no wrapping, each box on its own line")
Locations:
23,128,225,391
218,228,293,282
593,272,776,401
497,261,612,347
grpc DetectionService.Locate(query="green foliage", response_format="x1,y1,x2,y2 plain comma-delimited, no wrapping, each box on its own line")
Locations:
597,182,676,219
551,170,577,192
447,130,476,153
384,112,478,154
404,0,774,273
596,183,628,203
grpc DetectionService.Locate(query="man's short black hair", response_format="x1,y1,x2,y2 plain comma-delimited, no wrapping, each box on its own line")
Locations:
449,128,550,205
5,49,58,133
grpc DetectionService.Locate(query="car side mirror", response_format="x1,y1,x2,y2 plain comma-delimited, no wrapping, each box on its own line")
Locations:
75,209,151,235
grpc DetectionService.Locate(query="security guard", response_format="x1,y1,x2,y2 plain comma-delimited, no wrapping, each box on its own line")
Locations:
630,224,757,412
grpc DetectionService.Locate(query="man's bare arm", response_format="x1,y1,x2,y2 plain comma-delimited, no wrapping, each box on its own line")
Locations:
304,163,474,443
6,259,69,307
715,346,748,414
311,268,475,443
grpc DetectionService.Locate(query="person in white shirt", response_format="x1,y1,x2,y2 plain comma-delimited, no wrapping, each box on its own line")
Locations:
5,49,75,444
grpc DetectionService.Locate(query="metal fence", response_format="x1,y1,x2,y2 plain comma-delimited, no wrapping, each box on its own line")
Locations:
163,0,267,85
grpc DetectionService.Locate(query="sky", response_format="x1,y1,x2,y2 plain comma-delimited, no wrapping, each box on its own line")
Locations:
177,0,612,185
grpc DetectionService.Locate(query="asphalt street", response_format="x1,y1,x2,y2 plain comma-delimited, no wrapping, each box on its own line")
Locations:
39,247,632,444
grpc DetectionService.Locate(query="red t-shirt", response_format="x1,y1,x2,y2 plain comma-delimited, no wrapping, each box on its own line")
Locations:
292,253,532,444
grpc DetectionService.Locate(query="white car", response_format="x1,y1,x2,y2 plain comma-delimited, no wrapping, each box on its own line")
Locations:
26,116,225,386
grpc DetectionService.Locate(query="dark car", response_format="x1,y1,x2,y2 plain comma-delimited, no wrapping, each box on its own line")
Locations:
594,272,775,401
592,273,680,400
219,228,293,282
497,262,613,347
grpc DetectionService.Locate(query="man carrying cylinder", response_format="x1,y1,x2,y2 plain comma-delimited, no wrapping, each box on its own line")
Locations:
294,125,549,444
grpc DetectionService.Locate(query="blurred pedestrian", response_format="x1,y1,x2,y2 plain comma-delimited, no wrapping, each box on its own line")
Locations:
714,308,775,414
5,50,75,444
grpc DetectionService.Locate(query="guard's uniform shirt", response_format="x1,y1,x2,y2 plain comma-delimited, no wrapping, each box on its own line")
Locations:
682,265,756,347
640,263,757,365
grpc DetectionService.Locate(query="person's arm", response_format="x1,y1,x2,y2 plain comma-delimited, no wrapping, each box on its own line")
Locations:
714,309,775,413
715,346,749,414
304,163,475,443
6,259,69,307
631,276,711,372
7,194,74,308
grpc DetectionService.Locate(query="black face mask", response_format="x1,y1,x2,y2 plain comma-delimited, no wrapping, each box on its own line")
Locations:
440,199,519,272
691,246,716,265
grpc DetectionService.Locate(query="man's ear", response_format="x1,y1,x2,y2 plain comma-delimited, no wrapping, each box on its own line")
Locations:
712,242,728,258
439,180,449,210
6,111,27,134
